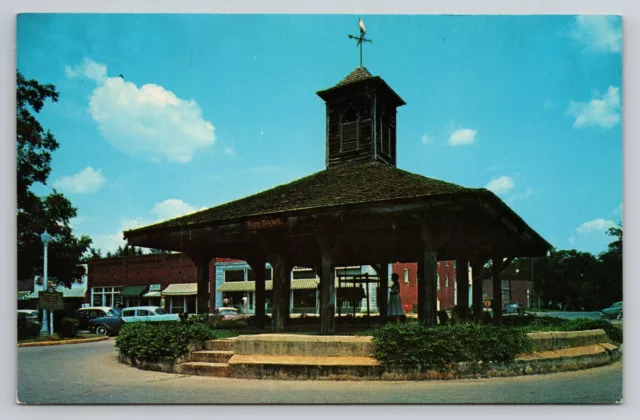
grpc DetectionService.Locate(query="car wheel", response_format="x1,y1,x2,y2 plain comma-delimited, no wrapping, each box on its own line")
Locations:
95,325,109,336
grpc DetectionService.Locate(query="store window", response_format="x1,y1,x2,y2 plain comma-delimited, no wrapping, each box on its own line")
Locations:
445,275,449,288
224,269,245,282
91,286,122,307
293,269,317,280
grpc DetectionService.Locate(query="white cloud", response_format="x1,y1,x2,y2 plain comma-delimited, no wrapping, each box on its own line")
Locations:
486,176,515,195
151,198,204,220
543,99,554,109
448,128,477,146
65,58,108,82
508,188,534,203
571,15,622,53
576,218,616,234
223,146,236,156
421,133,434,145
613,202,623,217
566,86,621,129
87,199,206,254
68,58,215,162
53,167,106,194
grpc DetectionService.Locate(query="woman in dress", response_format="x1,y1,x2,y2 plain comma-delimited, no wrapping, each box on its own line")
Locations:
387,273,404,321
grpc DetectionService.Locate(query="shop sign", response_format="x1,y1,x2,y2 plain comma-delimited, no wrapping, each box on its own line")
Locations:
149,284,161,291
246,217,283,230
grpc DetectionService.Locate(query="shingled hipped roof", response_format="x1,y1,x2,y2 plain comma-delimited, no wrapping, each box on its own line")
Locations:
336,66,373,86
127,161,501,234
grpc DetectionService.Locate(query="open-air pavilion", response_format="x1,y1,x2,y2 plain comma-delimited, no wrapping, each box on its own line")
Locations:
124,66,551,335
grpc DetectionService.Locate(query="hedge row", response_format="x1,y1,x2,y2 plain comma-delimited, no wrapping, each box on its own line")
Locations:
521,317,623,343
371,322,532,370
115,322,216,361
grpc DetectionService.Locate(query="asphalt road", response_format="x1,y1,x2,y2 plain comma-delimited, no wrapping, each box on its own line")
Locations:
17,339,623,404
530,311,604,320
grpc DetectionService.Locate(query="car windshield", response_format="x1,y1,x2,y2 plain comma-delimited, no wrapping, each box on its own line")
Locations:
153,308,166,315
106,309,119,317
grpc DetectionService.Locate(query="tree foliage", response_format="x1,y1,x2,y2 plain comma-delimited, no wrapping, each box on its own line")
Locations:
501,224,623,310
105,244,145,258
17,71,92,287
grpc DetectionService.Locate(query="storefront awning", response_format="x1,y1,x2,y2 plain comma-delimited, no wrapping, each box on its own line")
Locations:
162,283,198,296
120,285,148,297
18,291,31,300
143,291,162,298
217,279,361,293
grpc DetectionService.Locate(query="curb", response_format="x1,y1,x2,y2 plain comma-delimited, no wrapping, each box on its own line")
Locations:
18,336,110,347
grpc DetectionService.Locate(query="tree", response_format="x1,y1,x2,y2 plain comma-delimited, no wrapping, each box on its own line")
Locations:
17,71,92,287
105,245,145,258
598,223,623,306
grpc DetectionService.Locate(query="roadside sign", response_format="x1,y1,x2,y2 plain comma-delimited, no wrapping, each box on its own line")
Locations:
39,289,65,311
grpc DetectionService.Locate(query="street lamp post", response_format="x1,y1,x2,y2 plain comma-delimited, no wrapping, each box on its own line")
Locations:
40,230,52,336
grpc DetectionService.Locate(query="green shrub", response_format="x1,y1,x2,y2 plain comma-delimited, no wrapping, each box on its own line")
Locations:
185,313,209,324
371,321,532,370
58,317,80,339
115,322,216,361
17,313,41,340
212,317,249,329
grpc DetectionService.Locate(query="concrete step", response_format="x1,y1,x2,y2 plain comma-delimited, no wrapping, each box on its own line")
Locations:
189,350,234,363
227,354,382,380
204,339,236,352
178,362,230,377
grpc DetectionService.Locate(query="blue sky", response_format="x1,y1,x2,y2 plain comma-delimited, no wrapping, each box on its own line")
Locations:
16,14,622,255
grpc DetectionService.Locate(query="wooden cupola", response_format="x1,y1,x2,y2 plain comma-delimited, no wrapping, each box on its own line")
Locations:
317,67,406,168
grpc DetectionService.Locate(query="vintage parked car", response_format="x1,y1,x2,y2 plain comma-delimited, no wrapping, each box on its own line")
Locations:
120,306,181,323
503,302,524,315
600,302,623,319
76,307,120,330
89,306,181,336
211,307,247,321
17,309,40,321
88,312,124,336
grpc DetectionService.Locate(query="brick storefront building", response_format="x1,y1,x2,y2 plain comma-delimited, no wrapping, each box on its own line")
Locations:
86,254,237,313
391,261,462,312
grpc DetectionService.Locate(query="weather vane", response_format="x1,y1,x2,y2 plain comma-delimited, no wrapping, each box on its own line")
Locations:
348,17,372,67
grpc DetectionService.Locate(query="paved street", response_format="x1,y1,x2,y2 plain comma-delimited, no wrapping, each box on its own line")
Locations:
531,311,604,320
17,339,622,404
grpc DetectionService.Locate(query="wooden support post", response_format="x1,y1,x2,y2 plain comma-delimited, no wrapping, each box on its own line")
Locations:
492,257,504,325
188,249,215,315
316,231,339,335
379,263,389,320
283,262,293,326
417,263,425,322
418,224,438,327
247,258,266,329
471,260,485,324
456,260,469,322
269,253,288,332
319,252,336,335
